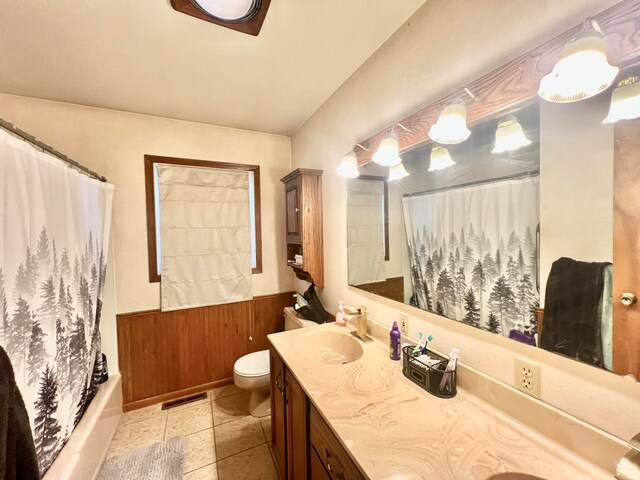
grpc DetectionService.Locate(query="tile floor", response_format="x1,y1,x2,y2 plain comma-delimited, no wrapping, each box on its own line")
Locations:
106,384,278,479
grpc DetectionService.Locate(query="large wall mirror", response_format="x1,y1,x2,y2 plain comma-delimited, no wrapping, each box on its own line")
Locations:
345,0,640,380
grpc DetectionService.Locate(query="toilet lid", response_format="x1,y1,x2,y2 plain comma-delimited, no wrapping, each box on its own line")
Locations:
234,350,270,377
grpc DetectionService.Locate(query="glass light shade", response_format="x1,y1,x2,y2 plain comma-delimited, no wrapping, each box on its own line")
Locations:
336,151,360,178
428,99,471,144
372,132,402,167
538,31,619,103
603,73,640,123
428,146,456,171
491,115,532,154
388,162,409,181
192,0,256,20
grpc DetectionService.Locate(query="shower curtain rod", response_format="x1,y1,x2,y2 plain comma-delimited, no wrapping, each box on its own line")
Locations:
0,117,107,182
403,170,539,198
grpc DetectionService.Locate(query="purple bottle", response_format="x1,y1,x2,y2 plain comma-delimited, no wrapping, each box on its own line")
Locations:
390,321,401,360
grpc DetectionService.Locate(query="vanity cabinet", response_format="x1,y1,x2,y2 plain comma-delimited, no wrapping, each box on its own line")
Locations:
280,169,324,288
270,345,363,480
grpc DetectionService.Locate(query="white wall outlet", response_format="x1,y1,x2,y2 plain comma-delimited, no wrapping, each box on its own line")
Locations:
514,356,541,399
399,313,409,335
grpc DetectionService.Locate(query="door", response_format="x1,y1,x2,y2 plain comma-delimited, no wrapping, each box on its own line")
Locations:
285,177,302,244
270,347,287,480
286,372,308,480
613,118,640,378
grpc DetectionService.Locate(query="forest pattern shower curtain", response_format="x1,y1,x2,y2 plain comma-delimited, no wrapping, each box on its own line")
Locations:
0,129,113,474
402,177,539,337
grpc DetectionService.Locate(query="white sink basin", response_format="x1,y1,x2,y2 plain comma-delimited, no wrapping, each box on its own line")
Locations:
295,331,364,365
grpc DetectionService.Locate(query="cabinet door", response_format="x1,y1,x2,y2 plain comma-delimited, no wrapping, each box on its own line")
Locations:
285,179,302,244
286,372,308,480
270,348,287,480
309,447,332,480
309,405,365,480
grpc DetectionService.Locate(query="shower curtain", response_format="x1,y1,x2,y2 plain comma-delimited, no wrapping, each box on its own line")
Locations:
402,176,539,338
0,128,113,474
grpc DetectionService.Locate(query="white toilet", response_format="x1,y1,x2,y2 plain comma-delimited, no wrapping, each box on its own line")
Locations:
233,306,317,417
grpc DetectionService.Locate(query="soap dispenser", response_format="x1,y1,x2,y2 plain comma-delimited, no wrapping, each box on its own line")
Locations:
335,301,346,327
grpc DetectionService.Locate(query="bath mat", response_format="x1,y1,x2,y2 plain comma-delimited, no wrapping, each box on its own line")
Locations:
97,436,184,480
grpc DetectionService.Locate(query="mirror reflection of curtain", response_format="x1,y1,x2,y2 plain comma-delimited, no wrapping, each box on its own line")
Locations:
402,176,539,339
347,180,386,286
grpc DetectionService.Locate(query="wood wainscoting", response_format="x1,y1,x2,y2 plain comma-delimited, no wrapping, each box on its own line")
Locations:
117,291,295,411
354,277,404,303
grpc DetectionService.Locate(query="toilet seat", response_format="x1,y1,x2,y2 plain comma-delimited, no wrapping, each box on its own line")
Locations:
234,350,269,378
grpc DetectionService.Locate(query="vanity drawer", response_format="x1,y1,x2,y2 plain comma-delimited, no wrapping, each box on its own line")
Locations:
309,405,365,480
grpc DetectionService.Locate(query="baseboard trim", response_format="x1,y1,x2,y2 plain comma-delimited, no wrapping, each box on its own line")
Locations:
123,377,234,412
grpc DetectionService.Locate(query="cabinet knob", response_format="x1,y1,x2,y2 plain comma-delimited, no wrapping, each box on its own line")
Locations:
295,208,300,212
620,293,638,307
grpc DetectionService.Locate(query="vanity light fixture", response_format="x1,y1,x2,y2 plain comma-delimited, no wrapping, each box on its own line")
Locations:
491,115,532,154
603,68,640,123
428,98,471,145
336,150,360,178
388,162,409,181
428,146,456,172
538,19,619,103
372,124,411,167
170,0,271,36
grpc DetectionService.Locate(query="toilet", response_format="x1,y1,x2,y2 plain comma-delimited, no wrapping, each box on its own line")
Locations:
233,306,317,417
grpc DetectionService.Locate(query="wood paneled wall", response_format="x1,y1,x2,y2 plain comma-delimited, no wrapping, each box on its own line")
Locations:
117,291,295,410
354,277,404,303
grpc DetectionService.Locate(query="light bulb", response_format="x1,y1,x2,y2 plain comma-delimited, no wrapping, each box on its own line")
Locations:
603,71,640,123
336,151,360,178
372,132,402,167
538,30,619,103
428,98,471,145
388,162,409,181
428,146,456,171
492,115,532,154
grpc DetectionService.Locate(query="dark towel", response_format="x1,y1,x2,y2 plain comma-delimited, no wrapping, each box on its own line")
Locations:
0,346,40,480
540,257,610,368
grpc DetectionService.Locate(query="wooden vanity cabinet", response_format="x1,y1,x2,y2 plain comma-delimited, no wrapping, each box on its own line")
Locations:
270,345,364,480
280,169,324,288
270,345,309,480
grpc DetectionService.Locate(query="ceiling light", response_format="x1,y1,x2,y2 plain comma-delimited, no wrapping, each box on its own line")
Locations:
428,146,456,171
603,69,640,123
491,115,532,154
372,132,402,167
388,162,409,181
428,98,471,144
538,27,619,103
336,151,360,178
191,0,258,21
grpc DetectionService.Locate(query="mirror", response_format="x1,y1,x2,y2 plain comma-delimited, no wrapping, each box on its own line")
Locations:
347,88,640,379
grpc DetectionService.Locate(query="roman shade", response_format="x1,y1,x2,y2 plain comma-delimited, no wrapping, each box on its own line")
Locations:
158,165,252,311
347,179,386,286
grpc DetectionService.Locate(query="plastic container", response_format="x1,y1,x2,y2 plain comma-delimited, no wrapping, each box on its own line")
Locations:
402,346,456,398
335,301,346,327
389,321,401,360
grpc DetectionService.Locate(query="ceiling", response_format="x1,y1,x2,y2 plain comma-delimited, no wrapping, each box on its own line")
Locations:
0,0,426,135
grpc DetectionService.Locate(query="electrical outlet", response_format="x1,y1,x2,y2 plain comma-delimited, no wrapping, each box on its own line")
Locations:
514,356,541,399
399,313,409,335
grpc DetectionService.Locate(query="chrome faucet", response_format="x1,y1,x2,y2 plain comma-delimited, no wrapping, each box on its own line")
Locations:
616,432,640,480
343,305,373,343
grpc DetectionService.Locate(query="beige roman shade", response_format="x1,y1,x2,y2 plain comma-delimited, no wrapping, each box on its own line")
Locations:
347,179,386,286
158,165,252,311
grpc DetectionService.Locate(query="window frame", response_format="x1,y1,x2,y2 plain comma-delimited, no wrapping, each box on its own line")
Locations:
144,154,262,283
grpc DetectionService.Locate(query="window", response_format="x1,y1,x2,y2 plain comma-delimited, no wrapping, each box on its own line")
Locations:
144,155,262,283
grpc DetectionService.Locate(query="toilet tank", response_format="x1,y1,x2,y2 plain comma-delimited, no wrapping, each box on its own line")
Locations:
284,306,318,331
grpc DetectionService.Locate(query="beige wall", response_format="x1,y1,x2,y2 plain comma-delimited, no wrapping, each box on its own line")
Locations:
0,93,295,372
292,0,640,442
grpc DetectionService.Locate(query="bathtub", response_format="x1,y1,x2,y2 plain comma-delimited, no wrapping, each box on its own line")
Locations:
43,374,122,480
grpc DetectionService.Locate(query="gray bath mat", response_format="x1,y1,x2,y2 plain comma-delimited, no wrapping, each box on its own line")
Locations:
97,436,184,480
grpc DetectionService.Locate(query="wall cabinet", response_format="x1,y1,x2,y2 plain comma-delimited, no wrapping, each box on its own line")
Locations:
280,169,324,288
270,346,364,480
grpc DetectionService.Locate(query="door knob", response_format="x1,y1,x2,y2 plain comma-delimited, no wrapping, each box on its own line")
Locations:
620,293,638,307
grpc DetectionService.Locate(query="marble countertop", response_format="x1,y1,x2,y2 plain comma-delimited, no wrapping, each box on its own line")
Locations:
268,321,613,480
